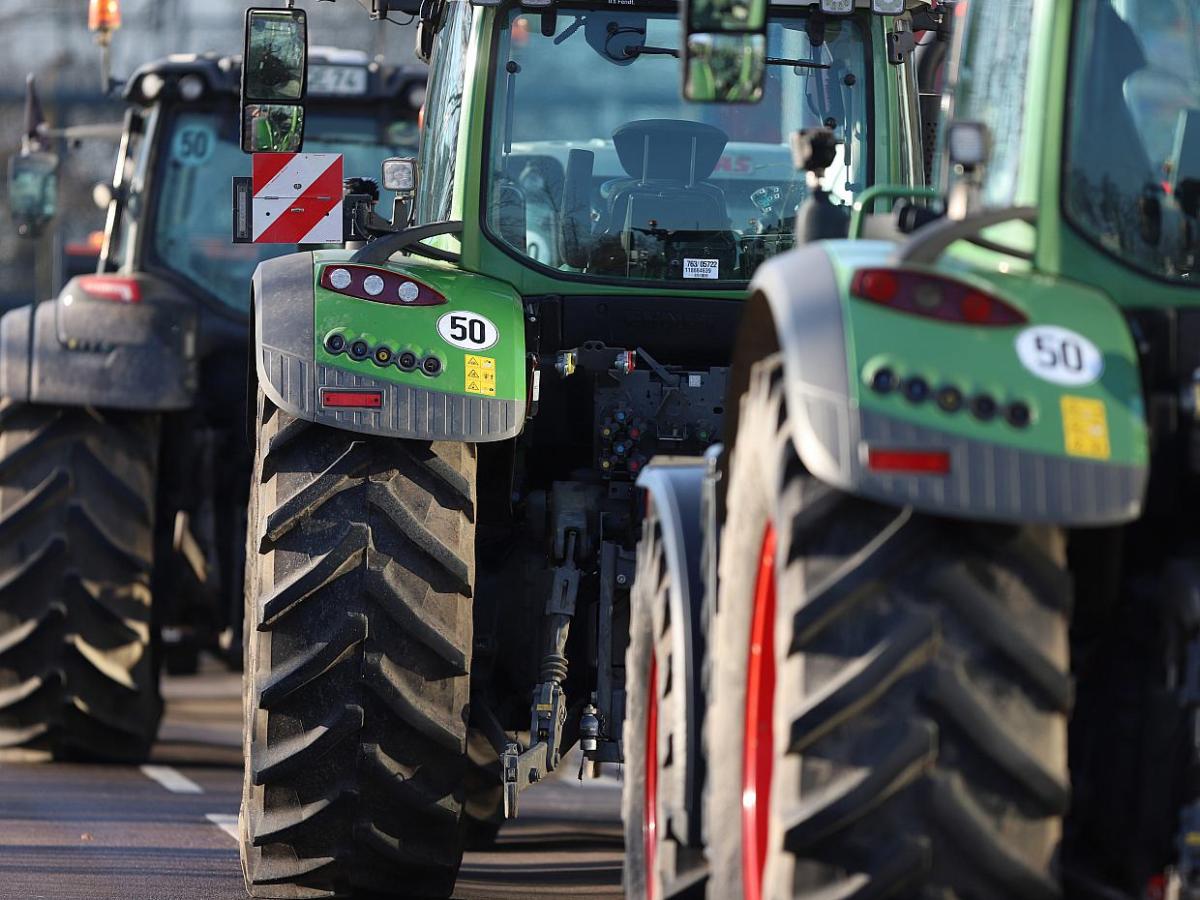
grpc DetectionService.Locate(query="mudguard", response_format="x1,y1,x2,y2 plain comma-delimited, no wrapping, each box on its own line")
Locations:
748,241,1149,526
0,273,198,410
635,457,708,848
253,250,526,442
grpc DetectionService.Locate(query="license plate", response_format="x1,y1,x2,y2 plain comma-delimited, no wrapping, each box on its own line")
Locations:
308,65,368,96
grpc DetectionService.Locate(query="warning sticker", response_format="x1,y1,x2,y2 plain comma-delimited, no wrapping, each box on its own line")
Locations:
683,258,719,280
1061,395,1110,460
465,355,497,397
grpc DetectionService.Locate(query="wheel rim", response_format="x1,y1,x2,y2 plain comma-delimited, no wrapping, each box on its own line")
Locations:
742,523,778,900
645,650,659,900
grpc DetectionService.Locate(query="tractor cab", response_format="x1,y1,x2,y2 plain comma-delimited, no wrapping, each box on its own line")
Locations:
108,48,425,315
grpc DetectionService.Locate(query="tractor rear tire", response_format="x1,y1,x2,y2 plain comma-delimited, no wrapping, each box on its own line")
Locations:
462,725,504,849
624,505,704,899
0,401,161,761
240,391,475,898
707,355,1072,899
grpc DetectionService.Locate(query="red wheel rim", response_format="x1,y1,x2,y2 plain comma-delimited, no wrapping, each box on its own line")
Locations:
644,650,659,900
742,523,778,900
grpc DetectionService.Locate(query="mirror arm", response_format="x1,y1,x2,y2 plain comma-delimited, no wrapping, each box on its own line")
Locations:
350,221,464,265
894,206,1037,266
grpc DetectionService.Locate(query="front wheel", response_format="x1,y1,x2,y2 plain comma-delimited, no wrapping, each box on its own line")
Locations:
240,391,475,898
707,355,1072,899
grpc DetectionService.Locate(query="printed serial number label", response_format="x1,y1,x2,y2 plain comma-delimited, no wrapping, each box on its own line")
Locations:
465,355,497,397
683,258,719,280
1061,395,1110,460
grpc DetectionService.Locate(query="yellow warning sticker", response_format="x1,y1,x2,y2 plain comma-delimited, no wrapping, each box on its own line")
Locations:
1061,395,1110,460
464,354,497,396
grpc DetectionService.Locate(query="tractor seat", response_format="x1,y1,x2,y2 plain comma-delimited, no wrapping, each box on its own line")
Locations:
596,119,733,235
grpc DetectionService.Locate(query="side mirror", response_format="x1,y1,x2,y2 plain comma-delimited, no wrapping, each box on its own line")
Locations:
683,34,766,103
241,8,308,153
681,0,767,103
8,151,59,238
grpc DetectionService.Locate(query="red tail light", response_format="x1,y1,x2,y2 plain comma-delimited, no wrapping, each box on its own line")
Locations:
867,448,951,475
319,265,446,307
851,269,1026,326
77,276,141,303
320,389,382,409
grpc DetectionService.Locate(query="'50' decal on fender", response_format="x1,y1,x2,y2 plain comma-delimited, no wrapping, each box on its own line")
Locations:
438,311,499,351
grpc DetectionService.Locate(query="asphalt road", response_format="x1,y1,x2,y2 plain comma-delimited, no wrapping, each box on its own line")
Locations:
0,665,624,900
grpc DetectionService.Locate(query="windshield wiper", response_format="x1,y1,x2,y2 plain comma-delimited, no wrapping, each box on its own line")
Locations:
624,45,829,70
766,57,830,70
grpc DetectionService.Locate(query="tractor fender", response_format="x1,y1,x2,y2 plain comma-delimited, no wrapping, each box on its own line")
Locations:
253,251,526,442
635,457,708,848
745,243,1147,526
0,273,197,410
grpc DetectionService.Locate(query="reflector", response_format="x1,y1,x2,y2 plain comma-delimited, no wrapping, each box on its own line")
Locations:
320,389,383,409
866,448,951,475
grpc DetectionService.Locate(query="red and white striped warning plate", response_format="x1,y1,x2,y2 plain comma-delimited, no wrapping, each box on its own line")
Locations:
249,153,344,244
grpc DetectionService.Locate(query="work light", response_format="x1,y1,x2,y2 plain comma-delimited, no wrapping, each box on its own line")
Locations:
871,0,905,14
819,0,854,14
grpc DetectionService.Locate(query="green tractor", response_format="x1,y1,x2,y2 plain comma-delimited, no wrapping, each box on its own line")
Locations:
234,0,942,895
0,49,425,761
632,0,1200,897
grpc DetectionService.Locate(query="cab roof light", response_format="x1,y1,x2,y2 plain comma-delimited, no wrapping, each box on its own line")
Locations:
867,448,951,475
77,275,141,303
320,389,383,409
851,268,1027,326
88,0,121,33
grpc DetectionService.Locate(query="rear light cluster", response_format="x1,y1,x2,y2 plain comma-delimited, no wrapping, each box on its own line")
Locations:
76,275,142,303
320,265,446,307
869,365,1033,429
324,331,443,377
851,269,1026,326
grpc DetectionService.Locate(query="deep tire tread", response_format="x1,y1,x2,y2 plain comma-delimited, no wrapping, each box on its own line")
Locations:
0,401,160,761
242,391,473,899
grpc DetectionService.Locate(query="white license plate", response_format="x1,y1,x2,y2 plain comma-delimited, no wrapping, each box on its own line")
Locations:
308,65,368,96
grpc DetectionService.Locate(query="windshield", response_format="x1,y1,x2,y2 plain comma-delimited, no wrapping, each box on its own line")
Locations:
1065,0,1200,284
150,108,419,311
485,7,871,285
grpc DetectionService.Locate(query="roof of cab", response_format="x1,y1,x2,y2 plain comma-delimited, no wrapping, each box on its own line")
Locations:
122,48,427,108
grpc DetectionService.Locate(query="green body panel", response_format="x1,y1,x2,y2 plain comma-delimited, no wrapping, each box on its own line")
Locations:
311,250,526,402
824,241,1148,468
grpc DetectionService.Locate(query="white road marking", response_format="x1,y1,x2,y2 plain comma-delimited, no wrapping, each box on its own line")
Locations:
206,813,239,841
139,764,203,794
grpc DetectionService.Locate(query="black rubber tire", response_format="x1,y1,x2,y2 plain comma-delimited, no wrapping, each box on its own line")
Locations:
707,355,1072,899
0,400,161,762
624,506,704,899
240,390,475,898
462,725,504,849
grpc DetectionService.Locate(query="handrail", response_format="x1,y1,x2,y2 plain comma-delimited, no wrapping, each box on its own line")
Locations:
894,206,1037,265
350,220,464,265
848,185,942,239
